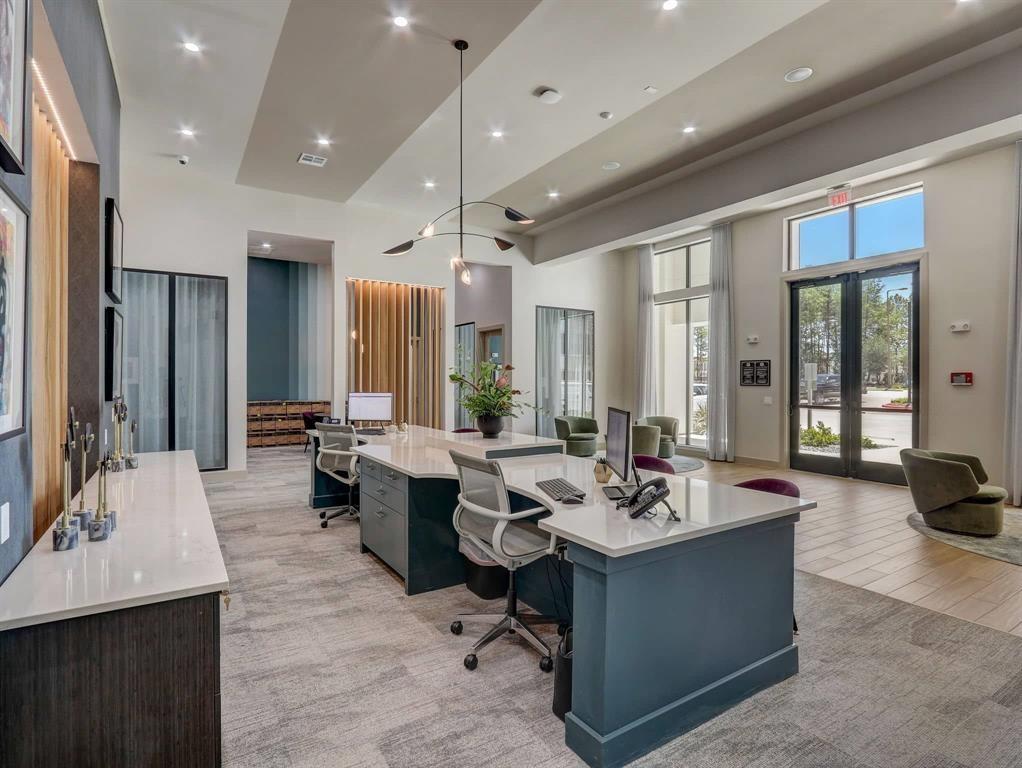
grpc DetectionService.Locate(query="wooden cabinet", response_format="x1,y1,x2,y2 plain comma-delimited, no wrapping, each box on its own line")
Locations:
247,400,330,447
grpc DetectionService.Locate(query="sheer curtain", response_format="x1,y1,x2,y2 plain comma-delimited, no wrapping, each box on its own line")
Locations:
707,222,735,462
454,323,475,430
636,244,658,418
123,271,170,453
1006,140,1022,505
175,276,227,470
535,307,564,437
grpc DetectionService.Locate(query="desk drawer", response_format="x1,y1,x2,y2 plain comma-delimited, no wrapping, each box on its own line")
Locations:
363,482,407,515
360,457,382,483
379,465,408,493
362,499,407,577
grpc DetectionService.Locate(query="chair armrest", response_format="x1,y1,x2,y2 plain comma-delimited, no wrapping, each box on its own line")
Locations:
927,451,988,484
458,497,548,521
906,456,981,513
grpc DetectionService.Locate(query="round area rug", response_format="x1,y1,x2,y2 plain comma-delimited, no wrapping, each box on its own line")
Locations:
906,509,1022,566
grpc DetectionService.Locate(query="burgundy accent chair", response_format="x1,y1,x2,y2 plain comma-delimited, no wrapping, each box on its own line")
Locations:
632,454,675,475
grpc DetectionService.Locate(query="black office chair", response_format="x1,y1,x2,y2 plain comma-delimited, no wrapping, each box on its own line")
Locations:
302,411,317,453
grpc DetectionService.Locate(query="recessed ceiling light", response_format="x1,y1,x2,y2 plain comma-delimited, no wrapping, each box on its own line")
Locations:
316,137,331,146
662,0,679,9
602,161,621,171
178,127,195,137
261,242,271,248
643,85,659,95
182,41,201,53
423,180,436,189
392,15,408,27
547,190,559,199
784,66,814,83
599,111,613,120
536,87,562,105
490,130,503,139
682,125,696,134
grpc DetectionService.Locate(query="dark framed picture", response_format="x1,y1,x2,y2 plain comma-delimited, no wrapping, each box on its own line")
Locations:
0,0,26,175
105,307,123,401
105,198,123,302
0,180,26,440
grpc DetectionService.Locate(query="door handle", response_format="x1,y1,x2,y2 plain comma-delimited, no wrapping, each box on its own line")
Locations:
375,506,385,518
385,471,397,480
377,485,386,494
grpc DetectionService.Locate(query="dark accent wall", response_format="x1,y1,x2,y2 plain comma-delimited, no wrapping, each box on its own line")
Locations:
247,257,292,400
0,1,35,586
0,0,119,586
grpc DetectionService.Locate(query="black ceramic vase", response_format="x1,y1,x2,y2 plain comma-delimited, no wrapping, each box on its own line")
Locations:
475,415,504,439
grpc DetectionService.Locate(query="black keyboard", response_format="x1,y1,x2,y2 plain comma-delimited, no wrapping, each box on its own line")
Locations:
359,428,386,436
537,478,586,502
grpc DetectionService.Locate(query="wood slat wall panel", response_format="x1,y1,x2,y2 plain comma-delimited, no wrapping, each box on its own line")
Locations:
346,279,444,428
30,100,70,541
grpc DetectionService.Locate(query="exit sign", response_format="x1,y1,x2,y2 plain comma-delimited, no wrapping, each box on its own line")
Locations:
827,185,851,207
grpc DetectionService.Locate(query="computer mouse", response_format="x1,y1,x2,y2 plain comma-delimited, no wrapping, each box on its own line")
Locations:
562,495,583,505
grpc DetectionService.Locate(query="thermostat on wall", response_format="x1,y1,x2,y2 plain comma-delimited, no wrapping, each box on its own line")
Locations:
950,371,973,386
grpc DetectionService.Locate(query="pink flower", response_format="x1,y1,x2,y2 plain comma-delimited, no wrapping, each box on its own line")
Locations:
495,376,508,388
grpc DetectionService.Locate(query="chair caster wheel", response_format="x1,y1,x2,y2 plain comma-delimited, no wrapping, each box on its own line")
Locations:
539,656,553,673
464,654,478,671
557,622,568,637
450,621,463,635
319,510,326,519
320,521,328,529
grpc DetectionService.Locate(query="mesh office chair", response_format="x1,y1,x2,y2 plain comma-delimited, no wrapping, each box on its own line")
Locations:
316,423,361,528
448,450,561,672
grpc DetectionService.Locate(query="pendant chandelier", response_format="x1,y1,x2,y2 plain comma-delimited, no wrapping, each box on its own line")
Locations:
382,39,534,286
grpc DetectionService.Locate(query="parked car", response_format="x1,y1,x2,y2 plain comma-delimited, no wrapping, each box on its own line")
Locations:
799,373,841,404
692,383,707,410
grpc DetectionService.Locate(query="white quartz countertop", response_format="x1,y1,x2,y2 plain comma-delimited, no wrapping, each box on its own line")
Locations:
349,435,815,558
0,451,228,632
315,424,563,460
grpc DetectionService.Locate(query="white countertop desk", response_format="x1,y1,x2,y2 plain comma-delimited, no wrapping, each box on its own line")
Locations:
0,450,228,632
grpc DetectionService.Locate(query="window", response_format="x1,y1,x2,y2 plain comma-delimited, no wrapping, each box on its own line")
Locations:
653,239,710,450
788,188,924,270
535,307,595,437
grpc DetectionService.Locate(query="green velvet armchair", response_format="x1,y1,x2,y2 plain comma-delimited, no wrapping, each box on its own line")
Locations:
900,449,1006,536
638,416,679,458
631,425,662,458
554,416,599,457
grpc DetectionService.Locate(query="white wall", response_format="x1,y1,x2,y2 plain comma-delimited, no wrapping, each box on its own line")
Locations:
653,146,1017,479
121,155,630,473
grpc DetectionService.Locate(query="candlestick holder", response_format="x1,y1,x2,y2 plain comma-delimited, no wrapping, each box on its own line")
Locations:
110,399,127,472
88,453,114,541
126,418,139,470
52,422,79,551
73,421,96,533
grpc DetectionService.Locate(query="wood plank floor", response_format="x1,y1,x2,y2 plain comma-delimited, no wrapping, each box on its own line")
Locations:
684,458,1022,636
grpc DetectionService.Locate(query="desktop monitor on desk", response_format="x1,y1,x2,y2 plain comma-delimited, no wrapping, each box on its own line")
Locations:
346,392,393,423
603,407,638,500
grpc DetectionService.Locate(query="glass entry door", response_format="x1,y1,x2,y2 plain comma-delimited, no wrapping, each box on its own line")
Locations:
789,263,919,484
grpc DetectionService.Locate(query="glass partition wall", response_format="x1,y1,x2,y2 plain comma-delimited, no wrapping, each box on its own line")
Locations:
122,269,228,471
535,306,595,437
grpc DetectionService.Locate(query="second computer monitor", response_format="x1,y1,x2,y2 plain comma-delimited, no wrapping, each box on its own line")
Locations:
605,407,632,485
347,392,393,422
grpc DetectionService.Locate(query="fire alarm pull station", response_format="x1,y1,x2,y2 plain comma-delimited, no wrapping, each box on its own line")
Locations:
950,372,973,386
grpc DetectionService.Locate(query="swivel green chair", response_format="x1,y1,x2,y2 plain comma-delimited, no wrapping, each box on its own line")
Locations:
554,416,598,457
631,424,662,458
638,416,679,458
900,449,1006,536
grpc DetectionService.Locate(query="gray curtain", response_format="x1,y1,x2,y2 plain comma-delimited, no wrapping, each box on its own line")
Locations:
123,271,170,452
535,307,563,437
1006,141,1022,505
707,223,735,462
636,244,658,418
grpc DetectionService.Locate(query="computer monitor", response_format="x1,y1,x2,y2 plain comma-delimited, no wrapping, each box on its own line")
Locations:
603,407,636,500
346,392,393,422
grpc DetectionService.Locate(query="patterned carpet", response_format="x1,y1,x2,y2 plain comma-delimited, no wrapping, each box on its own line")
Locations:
203,447,1022,768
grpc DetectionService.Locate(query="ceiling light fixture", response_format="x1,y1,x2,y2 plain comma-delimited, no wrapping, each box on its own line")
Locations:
30,58,76,160
784,66,814,83
662,0,679,9
261,242,271,248
547,191,560,199
599,111,613,120
179,127,195,137
183,41,201,53
316,137,331,146
423,180,436,189
392,15,408,27
490,130,503,139
384,39,534,275
682,125,696,134
536,87,562,105
643,85,659,95
602,161,621,171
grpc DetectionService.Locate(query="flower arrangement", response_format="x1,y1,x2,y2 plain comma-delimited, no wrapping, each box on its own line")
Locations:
449,361,530,437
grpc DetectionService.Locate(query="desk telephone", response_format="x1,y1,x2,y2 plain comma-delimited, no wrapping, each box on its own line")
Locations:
616,476,679,520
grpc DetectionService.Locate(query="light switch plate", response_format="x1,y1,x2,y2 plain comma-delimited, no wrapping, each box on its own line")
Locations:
762,396,774,406
1,502,9,544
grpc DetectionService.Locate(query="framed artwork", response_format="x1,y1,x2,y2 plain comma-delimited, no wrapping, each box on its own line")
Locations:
105,198,123,303
105,307,123,401
0,0,26,175
0,182,26,441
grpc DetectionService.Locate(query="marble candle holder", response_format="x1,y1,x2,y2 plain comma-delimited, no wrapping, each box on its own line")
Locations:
73,508,95,533
52,521,80,551
106,510,118,531
126,455,139,470
88,517,112,542
109,458,126,473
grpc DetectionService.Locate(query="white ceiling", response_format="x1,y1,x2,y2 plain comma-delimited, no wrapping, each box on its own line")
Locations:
247,230,332,265
102,0,1022,240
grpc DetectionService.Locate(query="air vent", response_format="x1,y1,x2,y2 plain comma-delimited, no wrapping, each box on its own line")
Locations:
297,152,327,168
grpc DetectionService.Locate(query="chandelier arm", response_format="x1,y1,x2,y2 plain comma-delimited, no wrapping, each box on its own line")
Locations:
422,201,512,232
